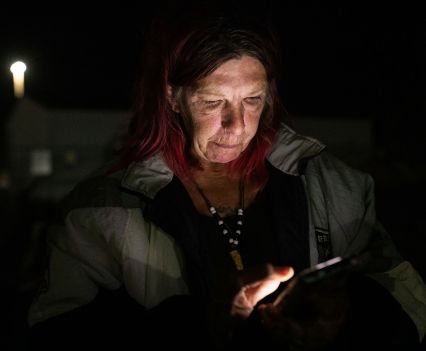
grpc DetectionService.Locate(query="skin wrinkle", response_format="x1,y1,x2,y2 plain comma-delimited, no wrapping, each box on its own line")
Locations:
185,56,267,166
168,56,269,217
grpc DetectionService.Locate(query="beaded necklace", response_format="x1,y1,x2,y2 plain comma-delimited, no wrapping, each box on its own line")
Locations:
195,180,245,271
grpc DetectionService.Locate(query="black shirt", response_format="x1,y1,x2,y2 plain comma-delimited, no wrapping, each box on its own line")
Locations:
196,164,310,294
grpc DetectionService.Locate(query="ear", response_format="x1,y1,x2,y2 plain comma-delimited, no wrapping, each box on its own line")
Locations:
166,84,180,113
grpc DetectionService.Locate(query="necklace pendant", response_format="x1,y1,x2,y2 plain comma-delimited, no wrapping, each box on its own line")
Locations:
229,249,244,271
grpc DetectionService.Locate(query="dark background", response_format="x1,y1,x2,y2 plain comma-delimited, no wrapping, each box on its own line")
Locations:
1,2,425,349
1,4,425,116
2,4,425,163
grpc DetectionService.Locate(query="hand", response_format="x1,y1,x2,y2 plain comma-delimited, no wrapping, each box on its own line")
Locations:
257,273,351,350
207,264,294,347
230,264,295,319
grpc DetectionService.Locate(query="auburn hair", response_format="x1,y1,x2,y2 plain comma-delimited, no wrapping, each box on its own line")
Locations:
118,11,288,186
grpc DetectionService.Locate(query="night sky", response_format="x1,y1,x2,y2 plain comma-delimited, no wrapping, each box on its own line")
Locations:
1,4,425,159
1,14,145,110
0,4,423,112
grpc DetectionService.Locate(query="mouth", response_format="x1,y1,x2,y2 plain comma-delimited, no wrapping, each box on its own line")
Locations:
213,142,239,149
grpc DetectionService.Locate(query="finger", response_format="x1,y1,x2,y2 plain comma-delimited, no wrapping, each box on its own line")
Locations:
238,264,294,287
269,266,295,282
244,266,295,304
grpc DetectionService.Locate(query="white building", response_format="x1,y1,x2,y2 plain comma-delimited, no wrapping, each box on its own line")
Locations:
7,97,130,202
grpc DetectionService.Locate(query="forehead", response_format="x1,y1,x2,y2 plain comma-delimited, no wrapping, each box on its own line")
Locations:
192,56,267,94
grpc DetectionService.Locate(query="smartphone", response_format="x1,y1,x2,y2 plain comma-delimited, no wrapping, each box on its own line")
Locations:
272,254,363,309
297,255,360,285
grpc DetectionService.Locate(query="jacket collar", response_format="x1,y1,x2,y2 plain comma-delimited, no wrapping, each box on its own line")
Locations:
267,123,326,176
120,123,326,198
120,153,174,199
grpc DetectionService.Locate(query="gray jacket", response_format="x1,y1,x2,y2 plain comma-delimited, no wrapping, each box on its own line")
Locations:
28,124,426,340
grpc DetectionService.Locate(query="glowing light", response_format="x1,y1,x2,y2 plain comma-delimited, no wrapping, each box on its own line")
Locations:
10,61,27,98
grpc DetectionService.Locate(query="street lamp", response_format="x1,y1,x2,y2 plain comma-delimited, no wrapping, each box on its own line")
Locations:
10,61,27,98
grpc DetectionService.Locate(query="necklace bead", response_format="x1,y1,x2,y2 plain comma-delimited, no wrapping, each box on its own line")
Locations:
195,180,245,270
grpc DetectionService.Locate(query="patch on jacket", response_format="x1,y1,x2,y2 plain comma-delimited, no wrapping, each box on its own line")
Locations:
315,227,332,262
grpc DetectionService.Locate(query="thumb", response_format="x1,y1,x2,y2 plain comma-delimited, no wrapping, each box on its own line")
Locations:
237,264,294,287
269,265,295,282
244,265,295,305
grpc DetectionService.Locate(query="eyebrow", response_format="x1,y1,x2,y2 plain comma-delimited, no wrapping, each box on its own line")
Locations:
195,85,267,97
195,90,224,96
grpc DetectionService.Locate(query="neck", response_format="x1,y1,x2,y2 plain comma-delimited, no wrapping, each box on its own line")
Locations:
197,158,229,173
191,159,238,183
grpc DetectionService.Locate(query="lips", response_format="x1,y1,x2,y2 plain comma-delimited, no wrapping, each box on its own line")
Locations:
213,142,239,149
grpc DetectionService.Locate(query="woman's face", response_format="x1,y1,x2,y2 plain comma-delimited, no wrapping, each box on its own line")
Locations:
184,55,267,164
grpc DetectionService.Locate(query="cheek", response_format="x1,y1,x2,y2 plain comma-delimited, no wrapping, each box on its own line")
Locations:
192,111,221,133
191,117,218,144
246,112,262,135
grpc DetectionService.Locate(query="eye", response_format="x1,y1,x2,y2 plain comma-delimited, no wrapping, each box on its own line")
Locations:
203,100,222,108
244,96,263,105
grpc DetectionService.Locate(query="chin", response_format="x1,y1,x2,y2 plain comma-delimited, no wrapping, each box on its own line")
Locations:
202,144,244,164
208,153,240,164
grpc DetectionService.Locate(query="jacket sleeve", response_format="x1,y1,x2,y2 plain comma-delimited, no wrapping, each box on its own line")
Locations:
361,176,426,342
25,199,193,350
27,206,126,326
344,167,426,342
307,153,426,342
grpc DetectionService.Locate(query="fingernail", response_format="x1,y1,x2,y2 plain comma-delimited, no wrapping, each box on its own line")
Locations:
277,266,294,276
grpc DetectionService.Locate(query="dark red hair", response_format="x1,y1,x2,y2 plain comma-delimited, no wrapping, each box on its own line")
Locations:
118,11,288,186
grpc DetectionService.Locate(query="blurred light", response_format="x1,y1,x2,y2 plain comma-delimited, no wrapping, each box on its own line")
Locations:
10,61,27,98
30,149,52,176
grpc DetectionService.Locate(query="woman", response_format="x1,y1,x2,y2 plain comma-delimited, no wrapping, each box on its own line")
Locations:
27,11,425,350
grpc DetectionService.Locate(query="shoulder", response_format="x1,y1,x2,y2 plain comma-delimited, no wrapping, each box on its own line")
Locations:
60,168,143,219
268,123,373,192
305,151,374,194
59,154,174,218
48,166,151,263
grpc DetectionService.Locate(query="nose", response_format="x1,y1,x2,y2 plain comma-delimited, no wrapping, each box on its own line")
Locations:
222,103,245,135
